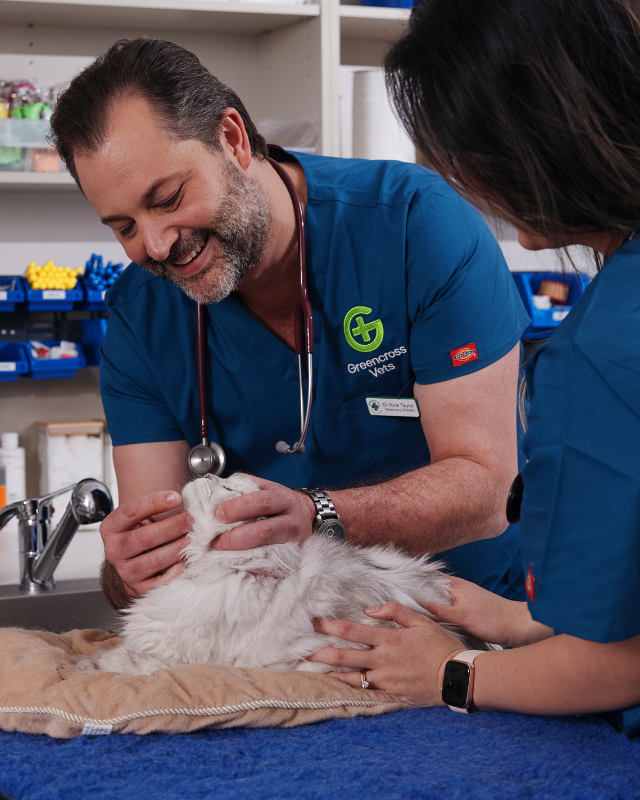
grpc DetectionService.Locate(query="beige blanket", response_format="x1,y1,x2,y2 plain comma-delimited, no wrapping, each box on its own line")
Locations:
0,628,409,738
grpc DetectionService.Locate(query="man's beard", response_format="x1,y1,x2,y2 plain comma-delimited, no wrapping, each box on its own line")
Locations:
146,157,271,304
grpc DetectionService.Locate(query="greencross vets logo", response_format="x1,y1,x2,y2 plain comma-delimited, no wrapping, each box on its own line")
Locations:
344,306,384,353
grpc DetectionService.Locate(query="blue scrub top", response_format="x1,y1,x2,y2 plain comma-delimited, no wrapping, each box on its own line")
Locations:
100,150,529,595
521,238,640,738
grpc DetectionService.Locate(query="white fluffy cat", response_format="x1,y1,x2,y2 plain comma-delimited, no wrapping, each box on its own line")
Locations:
93,474,489,676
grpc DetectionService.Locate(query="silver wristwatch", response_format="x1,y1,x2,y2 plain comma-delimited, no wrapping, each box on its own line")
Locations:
297,488,346,541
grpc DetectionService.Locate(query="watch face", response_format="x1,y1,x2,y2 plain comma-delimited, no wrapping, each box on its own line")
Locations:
316,520,346,541
442,661,471,708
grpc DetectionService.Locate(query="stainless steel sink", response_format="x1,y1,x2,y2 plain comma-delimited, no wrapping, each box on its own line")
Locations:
0,578,121,633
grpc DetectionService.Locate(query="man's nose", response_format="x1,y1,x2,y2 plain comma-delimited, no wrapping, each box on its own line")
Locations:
140,221,179,264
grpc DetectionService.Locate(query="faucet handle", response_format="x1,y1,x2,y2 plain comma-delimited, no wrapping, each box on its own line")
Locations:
70,478,113,525
0,501,22,533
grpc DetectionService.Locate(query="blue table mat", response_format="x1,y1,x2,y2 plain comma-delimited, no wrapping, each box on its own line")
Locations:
1,707,638,800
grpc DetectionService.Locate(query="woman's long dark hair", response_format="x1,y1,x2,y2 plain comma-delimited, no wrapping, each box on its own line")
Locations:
385,0,640,243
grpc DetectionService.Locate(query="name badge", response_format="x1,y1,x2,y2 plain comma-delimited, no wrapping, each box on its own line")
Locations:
366,397,420,418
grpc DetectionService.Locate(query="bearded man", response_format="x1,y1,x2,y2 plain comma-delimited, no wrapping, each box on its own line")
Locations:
50,37,529,608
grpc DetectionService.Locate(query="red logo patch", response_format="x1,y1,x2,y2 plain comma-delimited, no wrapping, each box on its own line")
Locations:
526,564,536,602
450,343,479,367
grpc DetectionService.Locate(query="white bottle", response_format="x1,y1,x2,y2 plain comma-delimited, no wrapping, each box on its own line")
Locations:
0,432,26,534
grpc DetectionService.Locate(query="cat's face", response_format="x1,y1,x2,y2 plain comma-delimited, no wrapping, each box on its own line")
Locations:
181,474,260,544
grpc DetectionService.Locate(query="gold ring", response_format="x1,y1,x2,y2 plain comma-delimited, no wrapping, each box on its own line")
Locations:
360,670,370,690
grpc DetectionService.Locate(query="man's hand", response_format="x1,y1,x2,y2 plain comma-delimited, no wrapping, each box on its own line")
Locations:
422,576,554,648
213,476,316,550
100,491,193,598
308,601,464,705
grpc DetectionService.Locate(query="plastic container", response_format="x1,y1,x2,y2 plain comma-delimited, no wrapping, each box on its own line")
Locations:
79,276,108,311
81,318,108,366
0,432,26,532
0,277,25,312
511,272,591,340
25,340,86,379
0,342,29,381
20,277,83,312
362,0,415,7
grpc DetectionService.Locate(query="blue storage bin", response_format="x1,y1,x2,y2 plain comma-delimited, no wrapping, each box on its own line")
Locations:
0,342,29,381
21,278,83,312
512,272,590,340
80,276,108,311
80,318,107,366
362,0,414,6
26,340,86,379
0,277,25,312
81,318,108,345
83,344,102,367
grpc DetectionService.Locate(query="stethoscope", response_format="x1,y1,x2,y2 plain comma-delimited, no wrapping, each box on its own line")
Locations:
188,156,314,477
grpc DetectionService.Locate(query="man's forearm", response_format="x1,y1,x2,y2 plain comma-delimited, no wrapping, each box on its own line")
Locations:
332,456,509,554
472,633,640,715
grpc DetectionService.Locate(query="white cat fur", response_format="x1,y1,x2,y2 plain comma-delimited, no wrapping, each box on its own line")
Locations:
93,474,488,676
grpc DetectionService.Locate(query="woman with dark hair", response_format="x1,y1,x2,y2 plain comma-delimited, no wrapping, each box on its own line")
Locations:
309,0,640,736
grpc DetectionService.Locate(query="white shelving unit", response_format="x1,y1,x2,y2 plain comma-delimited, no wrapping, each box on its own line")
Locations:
0,171,76,189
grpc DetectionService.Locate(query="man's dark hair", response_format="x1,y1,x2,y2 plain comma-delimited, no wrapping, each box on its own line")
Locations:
385,0,640,247
50,37,268,183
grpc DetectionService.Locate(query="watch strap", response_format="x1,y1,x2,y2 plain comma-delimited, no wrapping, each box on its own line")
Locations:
297,488,345,541
447,650,485,714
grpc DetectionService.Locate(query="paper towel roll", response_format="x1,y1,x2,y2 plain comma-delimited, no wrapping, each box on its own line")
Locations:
352,69,416,162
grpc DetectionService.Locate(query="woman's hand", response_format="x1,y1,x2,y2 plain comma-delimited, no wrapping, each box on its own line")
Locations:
213,476,316,550
423,577,553,648
308,601,466,705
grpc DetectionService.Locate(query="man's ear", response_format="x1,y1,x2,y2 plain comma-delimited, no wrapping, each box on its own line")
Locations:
219,108,252,172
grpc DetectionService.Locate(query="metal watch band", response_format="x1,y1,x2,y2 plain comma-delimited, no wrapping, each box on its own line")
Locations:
297,488,346,542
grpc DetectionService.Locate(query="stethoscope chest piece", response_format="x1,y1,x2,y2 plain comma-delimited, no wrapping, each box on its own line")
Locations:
188,439,226,478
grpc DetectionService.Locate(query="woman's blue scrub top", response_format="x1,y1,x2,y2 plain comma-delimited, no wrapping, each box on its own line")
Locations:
521,238,640,738
100,150,529,595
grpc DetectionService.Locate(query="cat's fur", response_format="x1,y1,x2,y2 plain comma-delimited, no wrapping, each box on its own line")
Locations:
93,474,490,676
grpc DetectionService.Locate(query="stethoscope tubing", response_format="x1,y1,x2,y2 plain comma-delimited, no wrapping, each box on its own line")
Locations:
190,154,314,474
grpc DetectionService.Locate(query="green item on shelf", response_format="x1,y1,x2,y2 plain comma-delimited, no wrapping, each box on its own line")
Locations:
11,103,51,120
0,147,23,171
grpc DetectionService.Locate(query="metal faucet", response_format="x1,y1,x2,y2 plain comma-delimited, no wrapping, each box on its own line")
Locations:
0,478,113,592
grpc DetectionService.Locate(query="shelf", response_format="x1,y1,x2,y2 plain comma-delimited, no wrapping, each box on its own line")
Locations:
340,5,409,40
0,0,320,34
0,172,77,191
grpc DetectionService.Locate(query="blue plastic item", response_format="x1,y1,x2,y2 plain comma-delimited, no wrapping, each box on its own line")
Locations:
80,254,125,310
0,277,25,312
511,271,591,340
80,318,108,345
80,277,109,311
21,278,83,312
81,318,108,366
0,342,29,381
25,340,86,379
362,0,414,7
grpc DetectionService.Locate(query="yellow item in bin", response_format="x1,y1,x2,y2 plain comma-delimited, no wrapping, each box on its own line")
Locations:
24,261,83,290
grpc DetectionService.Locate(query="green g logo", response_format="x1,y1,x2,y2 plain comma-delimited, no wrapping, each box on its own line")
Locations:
344,306,384,353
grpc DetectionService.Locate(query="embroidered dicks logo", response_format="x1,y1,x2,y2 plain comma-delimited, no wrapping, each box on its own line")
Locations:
526,564,536,602
344,306,384,353
450,342,479,367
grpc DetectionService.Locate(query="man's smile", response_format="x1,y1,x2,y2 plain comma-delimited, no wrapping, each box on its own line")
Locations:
163,232,213,279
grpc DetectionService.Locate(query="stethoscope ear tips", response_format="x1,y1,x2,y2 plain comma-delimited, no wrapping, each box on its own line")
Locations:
275,441,306,454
